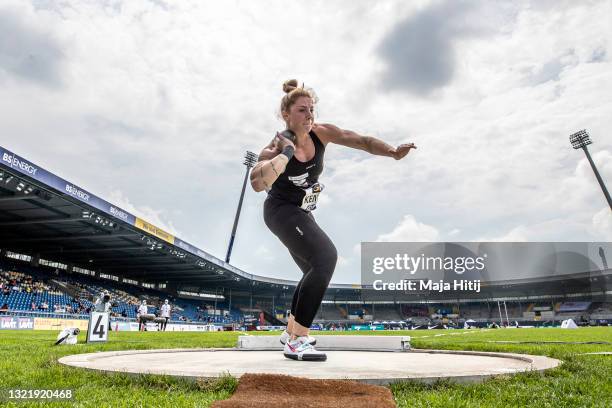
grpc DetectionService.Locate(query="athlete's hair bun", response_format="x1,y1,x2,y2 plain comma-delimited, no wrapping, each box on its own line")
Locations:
282,79,299,94
278,79,318,119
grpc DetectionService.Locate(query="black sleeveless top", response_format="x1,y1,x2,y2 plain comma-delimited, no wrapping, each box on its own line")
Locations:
268,130,325,206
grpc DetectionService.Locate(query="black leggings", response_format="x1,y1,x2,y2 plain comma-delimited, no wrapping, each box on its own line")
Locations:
264,197,337,328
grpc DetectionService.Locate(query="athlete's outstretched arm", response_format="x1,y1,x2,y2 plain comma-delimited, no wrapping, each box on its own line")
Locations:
314,123,416,160
250,134,295,192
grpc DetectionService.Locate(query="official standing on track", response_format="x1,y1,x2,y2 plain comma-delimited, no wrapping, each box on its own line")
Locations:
250,79,417,361
137,300,148,331
160,299,171,331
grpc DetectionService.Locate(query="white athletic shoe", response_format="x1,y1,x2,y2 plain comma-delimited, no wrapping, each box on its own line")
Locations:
283,336,327,361
279,330,316,346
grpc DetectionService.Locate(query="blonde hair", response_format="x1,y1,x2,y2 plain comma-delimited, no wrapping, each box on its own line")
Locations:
279,79,318,117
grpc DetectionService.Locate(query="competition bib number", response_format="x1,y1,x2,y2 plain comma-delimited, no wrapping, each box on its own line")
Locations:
301,183,323,212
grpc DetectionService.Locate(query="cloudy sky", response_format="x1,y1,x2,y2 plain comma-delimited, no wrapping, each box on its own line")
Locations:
1,0,611,284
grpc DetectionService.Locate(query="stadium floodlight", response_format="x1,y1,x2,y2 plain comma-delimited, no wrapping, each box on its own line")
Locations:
16,182,25,192
569,129,592,149
225,150,258,263
569,129,612,211
0,171,4,181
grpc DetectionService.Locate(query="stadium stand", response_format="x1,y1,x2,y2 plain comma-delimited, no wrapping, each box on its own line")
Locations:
314,303,344,321
368,304,403,321
0,255,609,330
0,261,244,325
590,302,612,320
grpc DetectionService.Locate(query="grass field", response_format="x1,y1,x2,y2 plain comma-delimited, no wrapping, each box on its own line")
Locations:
0,327,610,407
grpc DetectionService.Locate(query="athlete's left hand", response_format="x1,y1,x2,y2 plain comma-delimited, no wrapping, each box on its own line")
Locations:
391,143,417,160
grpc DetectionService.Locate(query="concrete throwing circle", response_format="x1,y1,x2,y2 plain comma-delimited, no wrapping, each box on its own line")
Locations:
59,348,560,385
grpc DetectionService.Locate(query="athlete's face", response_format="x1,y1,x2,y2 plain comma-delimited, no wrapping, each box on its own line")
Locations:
284,96,314,135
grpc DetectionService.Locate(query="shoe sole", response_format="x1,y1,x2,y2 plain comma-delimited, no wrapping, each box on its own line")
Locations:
280,339,316,346
283,352,327,362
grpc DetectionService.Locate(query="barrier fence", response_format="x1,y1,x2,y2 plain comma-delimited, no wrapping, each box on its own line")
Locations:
0,311,225,332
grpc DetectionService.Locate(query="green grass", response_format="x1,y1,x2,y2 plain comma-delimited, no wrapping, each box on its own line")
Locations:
0,328,610,407
391,327,612,408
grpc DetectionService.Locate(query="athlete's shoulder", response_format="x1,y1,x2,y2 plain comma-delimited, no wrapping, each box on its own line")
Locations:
312,123,341,145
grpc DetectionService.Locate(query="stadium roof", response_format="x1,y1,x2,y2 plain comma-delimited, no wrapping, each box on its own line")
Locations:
0,145,318,294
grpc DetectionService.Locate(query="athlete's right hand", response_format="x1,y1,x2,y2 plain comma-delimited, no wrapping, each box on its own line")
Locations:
275,131,296,151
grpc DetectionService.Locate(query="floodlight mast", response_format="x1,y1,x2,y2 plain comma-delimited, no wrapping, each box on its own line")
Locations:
569,130,612,212
225,151,258,263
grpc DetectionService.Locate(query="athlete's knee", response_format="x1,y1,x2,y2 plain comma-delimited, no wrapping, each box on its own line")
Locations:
311,242,337,275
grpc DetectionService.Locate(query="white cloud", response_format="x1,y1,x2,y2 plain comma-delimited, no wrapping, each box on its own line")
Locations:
592,208,612,240
108,190,180,236
448,229,460,236
376,215,440,242
481,220,583,242
337,255,350,267
254,245,275,262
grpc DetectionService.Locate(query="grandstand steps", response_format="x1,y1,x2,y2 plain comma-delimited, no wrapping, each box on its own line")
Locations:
52,280,80,299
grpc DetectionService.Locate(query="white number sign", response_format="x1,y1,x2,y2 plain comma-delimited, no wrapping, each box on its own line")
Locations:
86,312,109,343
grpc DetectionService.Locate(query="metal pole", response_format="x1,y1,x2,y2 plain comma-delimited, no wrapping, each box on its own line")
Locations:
599,246,608,270
497,301,503,326
226,165,250,263
214,287,217,323
582,145,612,211
503,301,510,326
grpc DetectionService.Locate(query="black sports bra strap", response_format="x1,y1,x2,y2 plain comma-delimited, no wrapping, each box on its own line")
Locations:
310,130,323,149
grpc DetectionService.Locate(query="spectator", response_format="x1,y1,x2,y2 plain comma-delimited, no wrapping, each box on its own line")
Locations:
0,303,8,314
40,302,49,311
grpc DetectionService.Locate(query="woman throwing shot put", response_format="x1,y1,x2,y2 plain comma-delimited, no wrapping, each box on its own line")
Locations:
250,79,416,361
